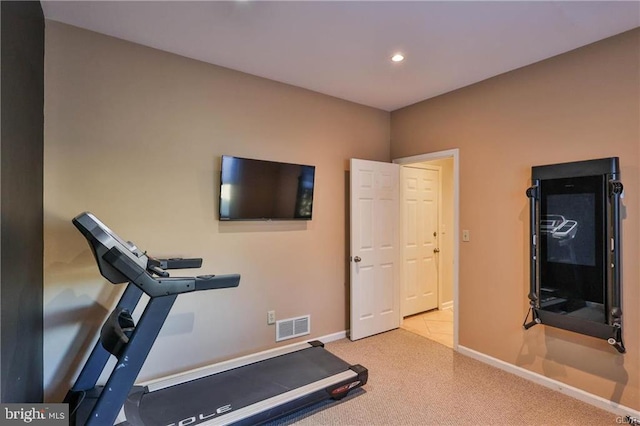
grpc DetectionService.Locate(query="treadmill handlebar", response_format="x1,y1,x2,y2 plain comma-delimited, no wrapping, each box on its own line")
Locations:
102,247,193,297
148,257,203,270
104,247,239,297
73,212,241,297
196,274,240,291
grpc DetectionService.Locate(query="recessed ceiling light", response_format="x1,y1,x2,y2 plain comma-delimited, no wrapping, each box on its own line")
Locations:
391,53,405,62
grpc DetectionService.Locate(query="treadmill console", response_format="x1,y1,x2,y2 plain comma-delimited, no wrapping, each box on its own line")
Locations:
72,212,240,296
73,212,148,285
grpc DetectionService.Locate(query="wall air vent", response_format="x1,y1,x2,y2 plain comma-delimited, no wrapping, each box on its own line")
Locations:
276,315,310,342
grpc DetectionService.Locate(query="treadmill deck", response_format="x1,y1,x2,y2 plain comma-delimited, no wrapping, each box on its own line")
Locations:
126,345,353,425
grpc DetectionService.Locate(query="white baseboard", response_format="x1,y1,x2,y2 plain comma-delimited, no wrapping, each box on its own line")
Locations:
457,345,640,420
440,300,454,311
316,330,348,343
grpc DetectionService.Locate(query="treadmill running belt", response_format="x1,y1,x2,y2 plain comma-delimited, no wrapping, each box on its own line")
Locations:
130,346,350,425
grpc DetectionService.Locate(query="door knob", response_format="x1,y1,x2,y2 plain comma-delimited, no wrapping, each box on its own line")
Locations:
353,256,362,262
433,248,440,253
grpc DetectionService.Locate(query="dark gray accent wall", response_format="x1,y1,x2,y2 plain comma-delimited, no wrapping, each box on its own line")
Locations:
0,1,44,402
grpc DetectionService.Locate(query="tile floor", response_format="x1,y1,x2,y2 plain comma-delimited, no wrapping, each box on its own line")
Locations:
400,308,453,348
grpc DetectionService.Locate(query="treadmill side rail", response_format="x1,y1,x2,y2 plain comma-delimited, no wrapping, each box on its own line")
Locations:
142,340,320,392
200,370,363,426
327,364,368,400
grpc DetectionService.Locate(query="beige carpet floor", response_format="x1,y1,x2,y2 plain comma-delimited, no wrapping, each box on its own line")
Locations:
271,329,619,425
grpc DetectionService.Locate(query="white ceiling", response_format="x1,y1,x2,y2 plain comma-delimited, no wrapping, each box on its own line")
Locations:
41,1,640,111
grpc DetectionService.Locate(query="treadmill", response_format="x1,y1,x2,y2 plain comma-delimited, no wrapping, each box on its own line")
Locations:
65,212,368,426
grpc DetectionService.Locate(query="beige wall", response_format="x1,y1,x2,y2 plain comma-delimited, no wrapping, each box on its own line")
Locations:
391,29,640,409
43,21,390,401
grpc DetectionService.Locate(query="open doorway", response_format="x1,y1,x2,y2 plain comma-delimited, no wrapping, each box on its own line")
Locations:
393,150,459,349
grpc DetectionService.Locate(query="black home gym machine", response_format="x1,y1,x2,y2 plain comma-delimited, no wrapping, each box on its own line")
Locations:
65,212,368,425
523,157,625,353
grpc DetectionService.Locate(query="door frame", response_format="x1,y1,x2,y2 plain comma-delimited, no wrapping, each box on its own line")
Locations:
393,149,459,350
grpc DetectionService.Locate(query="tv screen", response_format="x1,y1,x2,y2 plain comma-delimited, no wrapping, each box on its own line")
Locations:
219,155,315,221
539,174,606,312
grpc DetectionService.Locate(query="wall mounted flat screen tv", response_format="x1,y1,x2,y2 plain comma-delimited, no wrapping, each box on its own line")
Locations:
219,155,315,221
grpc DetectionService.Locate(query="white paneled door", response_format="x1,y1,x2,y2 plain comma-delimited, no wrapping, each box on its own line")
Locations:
349,159,400,340
400,166,440,317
